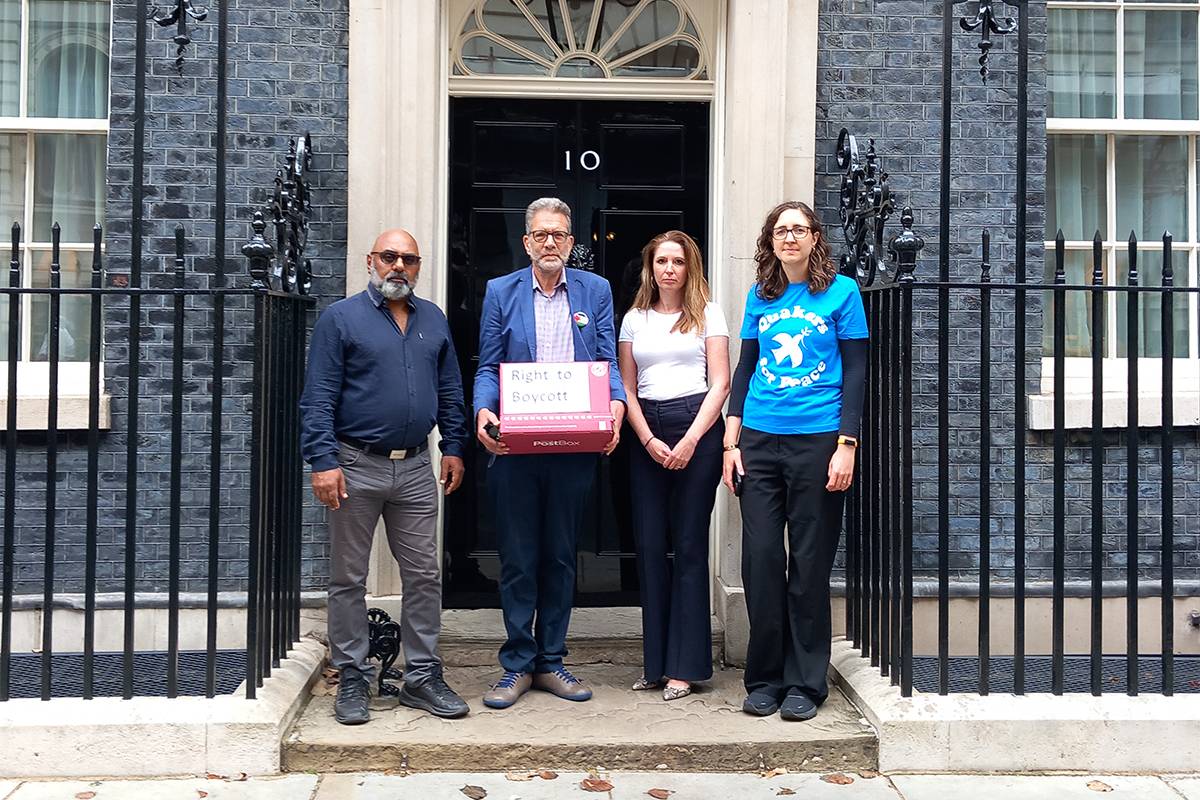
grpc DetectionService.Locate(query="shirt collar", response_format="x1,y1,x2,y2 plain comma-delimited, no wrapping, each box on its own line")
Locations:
367,281,417,310
531,266,567,296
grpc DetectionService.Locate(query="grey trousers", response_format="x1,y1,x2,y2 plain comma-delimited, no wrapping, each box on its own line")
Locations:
327,441,441,685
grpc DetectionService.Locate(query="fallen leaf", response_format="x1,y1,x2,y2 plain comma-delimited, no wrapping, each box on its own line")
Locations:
232,774,248,782
1087,780,1114,793
205,774,221,780
761,767,789,779
822,773,855,786
582,777,614,792
648,790,673,799
505,771,535,782
75,794,96,800
460,786,487,800
538,770,558,780
197,792,208,799
777,790,797,797
858,770,879,779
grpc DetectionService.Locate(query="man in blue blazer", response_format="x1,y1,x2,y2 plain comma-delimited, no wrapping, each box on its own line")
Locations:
473,197,626,709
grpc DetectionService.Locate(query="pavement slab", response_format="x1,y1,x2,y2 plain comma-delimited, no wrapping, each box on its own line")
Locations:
313,771,899,800
889,774,1179,800
283,665,877,774
1167,776,1200,800
0,782,21,800
7,775,319,800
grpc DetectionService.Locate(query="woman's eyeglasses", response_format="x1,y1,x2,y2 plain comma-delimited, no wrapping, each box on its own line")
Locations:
771,225,812,240
371,250,422,267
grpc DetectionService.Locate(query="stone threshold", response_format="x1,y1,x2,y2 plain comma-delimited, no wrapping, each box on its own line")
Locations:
0,638,325,779
283,662,877,774
830,638,1200,773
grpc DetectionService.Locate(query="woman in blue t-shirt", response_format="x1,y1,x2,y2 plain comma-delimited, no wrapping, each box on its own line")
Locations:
721,201,868,721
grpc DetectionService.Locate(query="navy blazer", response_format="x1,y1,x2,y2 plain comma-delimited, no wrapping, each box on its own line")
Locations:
473,266,626,417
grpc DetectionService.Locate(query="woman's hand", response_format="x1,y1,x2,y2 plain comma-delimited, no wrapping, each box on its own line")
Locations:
722,448,743,493
826,443,856,492
645,437,672,466
663,435,697,470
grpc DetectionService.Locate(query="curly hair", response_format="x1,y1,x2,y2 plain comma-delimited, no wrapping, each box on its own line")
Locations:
629,230,710,335
753,201,837,300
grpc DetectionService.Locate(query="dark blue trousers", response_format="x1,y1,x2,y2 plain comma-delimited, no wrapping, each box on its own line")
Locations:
629,393,723,683
487,451,597,674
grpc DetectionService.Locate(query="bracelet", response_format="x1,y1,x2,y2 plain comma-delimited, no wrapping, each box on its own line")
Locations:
723,444,739,452
643,436,656,447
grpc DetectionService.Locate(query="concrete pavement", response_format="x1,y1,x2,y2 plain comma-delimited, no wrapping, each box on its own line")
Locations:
1,772,1199,800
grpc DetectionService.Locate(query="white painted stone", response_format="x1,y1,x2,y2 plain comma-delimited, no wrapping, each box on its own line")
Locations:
0,639,325,778
0,781,22,800
830,638,1200,773
891,775,1178,800
8,775,318,800
1167,777,1200,800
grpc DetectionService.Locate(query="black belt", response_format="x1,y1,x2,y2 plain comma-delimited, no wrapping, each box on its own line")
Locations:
337,436,429,460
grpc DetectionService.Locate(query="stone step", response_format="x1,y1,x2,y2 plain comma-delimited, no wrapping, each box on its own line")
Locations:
283,663,878,774
366,605,724,667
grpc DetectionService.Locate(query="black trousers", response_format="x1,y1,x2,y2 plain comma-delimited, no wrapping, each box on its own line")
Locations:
629,393,724,683
738,427,845,703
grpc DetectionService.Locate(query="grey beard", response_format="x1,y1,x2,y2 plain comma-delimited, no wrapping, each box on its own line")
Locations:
372,273,414,300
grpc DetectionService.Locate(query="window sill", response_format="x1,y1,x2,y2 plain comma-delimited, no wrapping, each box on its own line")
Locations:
1027,391,1200,430
0,394,112,431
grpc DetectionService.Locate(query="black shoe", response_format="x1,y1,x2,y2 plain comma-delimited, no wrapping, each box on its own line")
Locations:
397,666,470,719
742,690,780,716
779,692,818,721
334,669,370,725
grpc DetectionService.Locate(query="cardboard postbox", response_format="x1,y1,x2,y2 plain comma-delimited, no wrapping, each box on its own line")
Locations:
498,361,614,454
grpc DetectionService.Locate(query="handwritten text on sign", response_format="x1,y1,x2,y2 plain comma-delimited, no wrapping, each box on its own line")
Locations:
501,363,590,415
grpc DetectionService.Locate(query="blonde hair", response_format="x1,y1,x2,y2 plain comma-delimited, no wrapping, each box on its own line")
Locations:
629,230,710,335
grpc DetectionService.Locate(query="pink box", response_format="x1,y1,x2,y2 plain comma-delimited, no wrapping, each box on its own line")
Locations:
498,361,614,454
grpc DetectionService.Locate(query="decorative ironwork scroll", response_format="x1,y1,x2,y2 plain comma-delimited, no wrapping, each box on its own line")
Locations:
960,0,1017,83
367,608,404,697
243,133,314,294
837,128,896,287
150,0,209,74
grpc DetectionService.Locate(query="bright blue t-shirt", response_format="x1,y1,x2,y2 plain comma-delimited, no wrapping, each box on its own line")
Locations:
739,274,868,435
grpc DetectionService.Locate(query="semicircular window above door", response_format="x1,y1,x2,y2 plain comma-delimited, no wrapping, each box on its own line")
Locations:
453,0,710,80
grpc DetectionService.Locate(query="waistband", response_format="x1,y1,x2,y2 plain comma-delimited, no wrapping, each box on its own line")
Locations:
337,436,429,460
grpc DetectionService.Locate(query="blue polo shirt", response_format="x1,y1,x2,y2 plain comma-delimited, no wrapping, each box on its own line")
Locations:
739,274,868,435
300,284,469,472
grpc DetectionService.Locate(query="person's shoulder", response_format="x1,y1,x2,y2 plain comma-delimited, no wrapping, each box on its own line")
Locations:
569,267,608,288
830,273,861,295
319,291,366,320
486,268,526,292
413,295,448,321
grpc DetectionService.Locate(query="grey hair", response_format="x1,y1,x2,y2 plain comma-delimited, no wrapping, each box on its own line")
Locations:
524,197,572,233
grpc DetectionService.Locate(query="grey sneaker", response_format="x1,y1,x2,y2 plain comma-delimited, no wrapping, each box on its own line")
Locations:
532,667,593,701
482,670,532,709
334,669,370,725
398,666,470,719
779,692,818,721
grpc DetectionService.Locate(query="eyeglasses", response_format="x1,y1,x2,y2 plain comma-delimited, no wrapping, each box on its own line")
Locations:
528,230,571,245
371,250,422,267
772,225,812,240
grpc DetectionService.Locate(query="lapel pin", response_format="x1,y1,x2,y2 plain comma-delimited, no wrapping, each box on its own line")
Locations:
573,311,589,328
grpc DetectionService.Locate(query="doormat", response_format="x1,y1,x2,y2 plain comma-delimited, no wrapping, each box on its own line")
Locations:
911,654,1200,694
4,650,247,699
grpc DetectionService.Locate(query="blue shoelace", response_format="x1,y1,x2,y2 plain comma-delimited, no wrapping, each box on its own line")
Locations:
495,670,523,689
551,667,581,685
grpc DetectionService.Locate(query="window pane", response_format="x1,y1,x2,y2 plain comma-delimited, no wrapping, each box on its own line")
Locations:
1115,136,1187,241
1115,250,1191,357
612,39,701,77
0,133,25,230
30,249,93,362
0,0,19,116
1047,9,1116,118
1043,249,1106,357
1124,11,1198,120
460,34,549,75
555,56,605,78
480,0,559,63
1046,134,1107,240
27,0,110,119
32,133,105,242
609,0,681,62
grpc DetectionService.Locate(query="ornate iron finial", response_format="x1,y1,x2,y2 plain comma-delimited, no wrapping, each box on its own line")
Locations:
838,128,896,287
1127,231,1138,285
979,229,991,282
1053,230,1066,284
150,0,209,74
242,211,275,291
888,207,924,283
1162,232,1174,285
960,0,1016,83
253,133,314,295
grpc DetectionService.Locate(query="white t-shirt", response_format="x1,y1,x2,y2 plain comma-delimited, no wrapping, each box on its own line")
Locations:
618,302,729,401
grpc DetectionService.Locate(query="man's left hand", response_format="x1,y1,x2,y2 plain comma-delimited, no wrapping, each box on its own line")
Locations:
603,400,625,456
440,455,465,495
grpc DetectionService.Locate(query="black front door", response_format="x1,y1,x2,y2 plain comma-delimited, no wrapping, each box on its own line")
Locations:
444,97,710,608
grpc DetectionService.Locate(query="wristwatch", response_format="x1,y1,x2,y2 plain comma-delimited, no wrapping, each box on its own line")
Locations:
837,435,859,448
723,443,739,451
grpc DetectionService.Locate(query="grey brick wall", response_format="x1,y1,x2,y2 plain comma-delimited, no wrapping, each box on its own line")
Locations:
4,0,347,595
816,0,1200,586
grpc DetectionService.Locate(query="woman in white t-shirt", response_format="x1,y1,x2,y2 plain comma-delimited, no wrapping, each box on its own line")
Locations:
617,230,730,701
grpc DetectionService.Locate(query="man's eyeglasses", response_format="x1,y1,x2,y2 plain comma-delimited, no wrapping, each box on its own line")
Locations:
528,230,571,245
371,250,422,267
772,225,812,241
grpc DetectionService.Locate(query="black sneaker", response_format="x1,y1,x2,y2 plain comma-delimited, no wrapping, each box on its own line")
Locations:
779,692,818,721
742,690,780,716
397,665,470,719
334,669,370,725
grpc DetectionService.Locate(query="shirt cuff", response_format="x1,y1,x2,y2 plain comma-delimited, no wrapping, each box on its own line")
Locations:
440,441,465,458
309,453,339,472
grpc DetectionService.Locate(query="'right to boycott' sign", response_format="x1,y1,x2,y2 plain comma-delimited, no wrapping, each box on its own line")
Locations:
498,361,614,454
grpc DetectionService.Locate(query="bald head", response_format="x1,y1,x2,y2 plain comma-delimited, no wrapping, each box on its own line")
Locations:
367,228,422,301
371,228,419,255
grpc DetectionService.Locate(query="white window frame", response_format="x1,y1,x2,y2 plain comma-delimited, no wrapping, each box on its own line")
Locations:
1040,0,1200,427
0,0,112,429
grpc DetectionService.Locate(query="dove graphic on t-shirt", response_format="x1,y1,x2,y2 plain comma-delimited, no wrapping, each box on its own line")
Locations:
770,330,810,369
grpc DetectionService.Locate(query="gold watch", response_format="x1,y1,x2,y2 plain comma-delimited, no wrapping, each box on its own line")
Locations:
837,435,859,448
